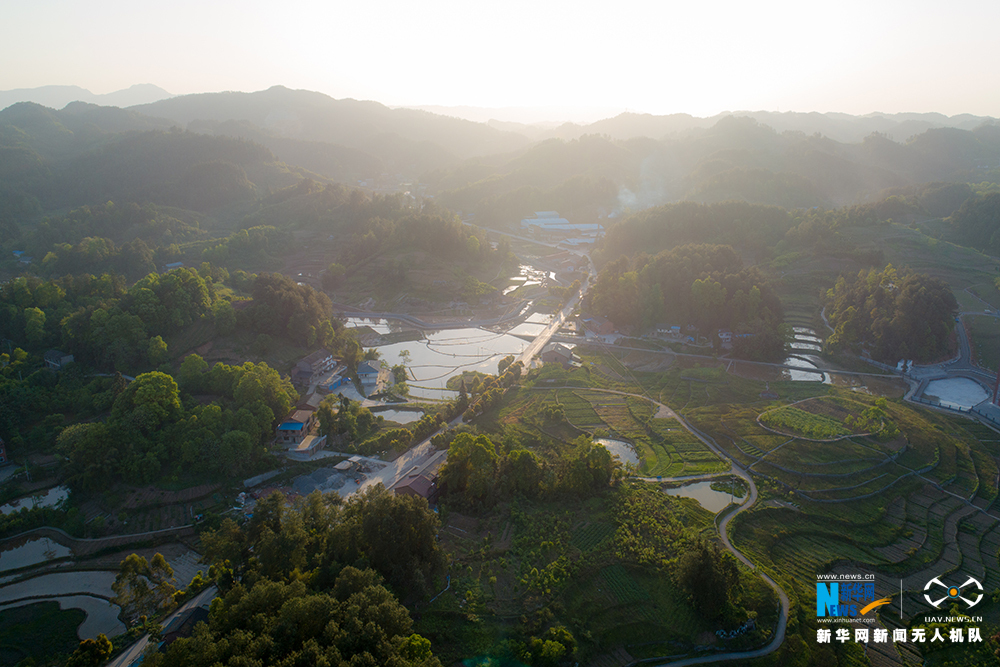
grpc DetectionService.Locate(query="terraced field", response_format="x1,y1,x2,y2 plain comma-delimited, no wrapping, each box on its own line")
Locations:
556,389,604,430
683,384,1000,667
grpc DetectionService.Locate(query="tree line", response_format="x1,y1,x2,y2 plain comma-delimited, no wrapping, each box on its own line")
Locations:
142,487,444,666
587,244,787,359
825,264,958,362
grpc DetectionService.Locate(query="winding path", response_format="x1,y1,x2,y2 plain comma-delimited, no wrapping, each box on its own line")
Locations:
571,388,790,666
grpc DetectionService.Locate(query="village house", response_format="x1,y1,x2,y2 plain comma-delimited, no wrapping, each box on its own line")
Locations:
291,349,338,386
357,360,381,388
289,434,328,457
275,409,316,446
540,342,579,368
581,315,615,336
43,350,74,370
391,473,438,502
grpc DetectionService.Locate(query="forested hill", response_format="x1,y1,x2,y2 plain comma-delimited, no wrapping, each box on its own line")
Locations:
431,117,1000,223
131,85,530,163
531,109,997,144
4,88,1000,223
0,101,319,219
594,201,793,264
586,243,787,360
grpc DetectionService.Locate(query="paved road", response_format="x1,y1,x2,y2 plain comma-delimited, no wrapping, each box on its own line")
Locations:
516,256,596,367
455,220,597,368
573,388,790,666
107,585,218,667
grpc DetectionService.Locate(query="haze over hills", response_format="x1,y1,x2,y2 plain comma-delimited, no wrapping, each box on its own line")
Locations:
130,86,530,166
3,84,1000,226
7,83,1000,667
0,84,173,111
524,110,998,144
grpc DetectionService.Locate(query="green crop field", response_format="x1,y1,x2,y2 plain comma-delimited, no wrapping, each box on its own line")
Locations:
571,522,616,551
600,564,649,604
968,314,1000,371
759,406,851,439
557,390,604,429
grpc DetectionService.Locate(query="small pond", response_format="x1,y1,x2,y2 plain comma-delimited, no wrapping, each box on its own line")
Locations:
594,438,639,467
664,481,739,513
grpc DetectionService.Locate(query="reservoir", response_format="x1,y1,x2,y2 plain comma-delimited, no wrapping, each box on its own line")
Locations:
923,378,989,410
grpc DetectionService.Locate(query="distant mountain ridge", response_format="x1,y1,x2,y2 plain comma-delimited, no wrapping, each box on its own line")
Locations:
3,83,999,223
131,86,530,169
533,110,998,144
0,84,173,111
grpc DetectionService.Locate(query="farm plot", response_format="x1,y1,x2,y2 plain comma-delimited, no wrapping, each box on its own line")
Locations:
625,396,655,421
873,498,926,564
974,520,1000,590
600,564,649,604
571,522,616,552
642,419,727,477
577,392,648,440
765,438,885,470
740,434,794,454
759,406,851,439
941,444,981,499
557,390,604,430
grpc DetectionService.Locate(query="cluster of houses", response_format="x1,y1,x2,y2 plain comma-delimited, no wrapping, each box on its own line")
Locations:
274,349,390,459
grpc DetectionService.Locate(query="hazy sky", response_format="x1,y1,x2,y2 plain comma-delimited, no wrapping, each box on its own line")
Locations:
3,0,999,119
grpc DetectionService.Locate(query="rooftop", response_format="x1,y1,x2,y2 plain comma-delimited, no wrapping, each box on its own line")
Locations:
297,349,333,368
358,360,381,375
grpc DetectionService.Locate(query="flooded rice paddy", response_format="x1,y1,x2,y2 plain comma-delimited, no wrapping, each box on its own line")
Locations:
0,536,72,572
346,318,529,399
0,486,69,516
370,408,425,424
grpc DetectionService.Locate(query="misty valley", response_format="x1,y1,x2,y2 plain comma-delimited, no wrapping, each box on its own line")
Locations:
1,85,1000,667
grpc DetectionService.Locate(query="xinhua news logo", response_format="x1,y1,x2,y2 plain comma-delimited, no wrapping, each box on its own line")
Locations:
923,575,983,609
816,576,891,618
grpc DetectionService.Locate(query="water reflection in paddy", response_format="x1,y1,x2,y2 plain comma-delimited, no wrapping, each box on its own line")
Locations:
380,328,528,399
0,486,69,516
0,536,72,572
341,318,531,399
